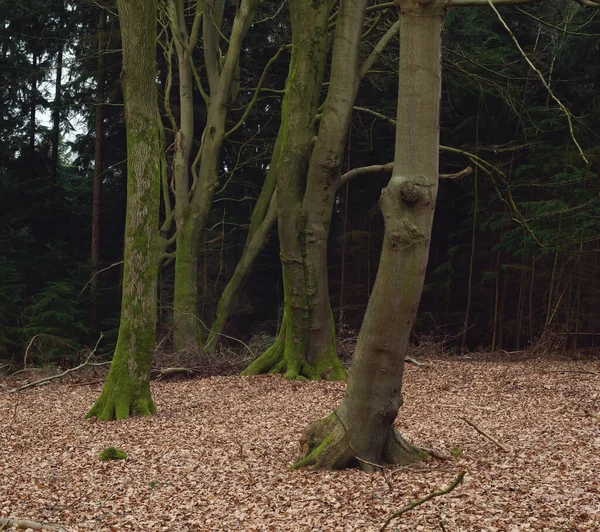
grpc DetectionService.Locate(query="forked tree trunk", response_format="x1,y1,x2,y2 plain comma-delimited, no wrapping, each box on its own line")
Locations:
86,0,161,421
171,0,258,351
294,0,445,469
242,0,368,381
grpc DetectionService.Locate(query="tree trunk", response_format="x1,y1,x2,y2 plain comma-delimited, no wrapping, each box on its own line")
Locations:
294,0,444,469
90,7,107,333
203,130,283,351
50,45,63,184
171,0,258,351
242,0,368,381
30,53,38,153
86,0,161,421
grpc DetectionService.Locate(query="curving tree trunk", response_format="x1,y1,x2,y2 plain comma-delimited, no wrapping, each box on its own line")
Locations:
86,0,161,421
294,0,445,468
242,0,376,380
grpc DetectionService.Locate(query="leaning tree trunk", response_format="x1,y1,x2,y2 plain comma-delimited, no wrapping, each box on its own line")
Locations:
86,0,160,421
242,0,371,381
294,0,445,469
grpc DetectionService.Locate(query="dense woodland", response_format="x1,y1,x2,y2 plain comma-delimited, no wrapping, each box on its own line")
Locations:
1,1,599,529
1,0,599,366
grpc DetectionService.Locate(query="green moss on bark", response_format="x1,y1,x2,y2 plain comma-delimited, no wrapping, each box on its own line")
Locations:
241,312,345,381
87,0,160,421
292,412,427,471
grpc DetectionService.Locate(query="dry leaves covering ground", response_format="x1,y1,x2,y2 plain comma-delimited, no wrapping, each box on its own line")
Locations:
1,355,599,531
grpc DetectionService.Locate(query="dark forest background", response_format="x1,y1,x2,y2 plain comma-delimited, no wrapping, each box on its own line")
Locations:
1,0,599,366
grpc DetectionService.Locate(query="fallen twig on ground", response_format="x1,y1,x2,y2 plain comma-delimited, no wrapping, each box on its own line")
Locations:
380,471,466,531
544,370,598,376
420,446,452,461
11,334,107,393
0,516,65,531
460,416,512,453
406,356,425,367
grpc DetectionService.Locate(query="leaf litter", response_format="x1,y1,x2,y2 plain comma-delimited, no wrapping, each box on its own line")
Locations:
0,355,598,531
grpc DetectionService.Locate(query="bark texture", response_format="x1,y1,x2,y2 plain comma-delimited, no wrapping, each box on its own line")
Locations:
171,0,259,351
242,0,368,380
86,0,160,421
295,0,445,468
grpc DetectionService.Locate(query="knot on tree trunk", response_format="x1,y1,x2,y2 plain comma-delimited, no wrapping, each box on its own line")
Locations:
398,175,432,206
400,183,420,203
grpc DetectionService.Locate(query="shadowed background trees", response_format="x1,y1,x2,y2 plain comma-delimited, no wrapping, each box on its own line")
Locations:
1,0,599,369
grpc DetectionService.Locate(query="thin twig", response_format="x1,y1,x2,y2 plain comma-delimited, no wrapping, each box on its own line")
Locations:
487,0,588,164
380,471,466,531
77,261,124,300
460,416,512,453
12,334,107,393
23,334,79,369
544,370,598,376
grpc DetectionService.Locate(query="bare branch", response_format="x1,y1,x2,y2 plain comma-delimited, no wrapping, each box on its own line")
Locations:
380,471,467,531
359,20,400,80
224,44,289,140
0,517,65,532
440,166,473,180
450,0,537,5
12,334,107,393
487,0,588,164
77,261,124,300
461,416,512,452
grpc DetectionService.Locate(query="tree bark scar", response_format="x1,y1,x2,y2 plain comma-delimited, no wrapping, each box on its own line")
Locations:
400,183,420,203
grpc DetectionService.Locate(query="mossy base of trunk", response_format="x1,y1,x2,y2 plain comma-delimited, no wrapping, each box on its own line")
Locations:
240,331,345,381
85,381,156,421
292,412,428,470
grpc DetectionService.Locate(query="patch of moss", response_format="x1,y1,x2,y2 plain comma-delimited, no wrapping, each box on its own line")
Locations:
99,446,127,462
451,446,464,458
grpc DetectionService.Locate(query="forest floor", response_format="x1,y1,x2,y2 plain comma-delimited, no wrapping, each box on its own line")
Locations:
0,353,599,531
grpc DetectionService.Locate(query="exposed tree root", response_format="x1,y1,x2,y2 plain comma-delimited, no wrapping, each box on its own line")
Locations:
292,412,428,470
85,383,156,421
241,327,345,381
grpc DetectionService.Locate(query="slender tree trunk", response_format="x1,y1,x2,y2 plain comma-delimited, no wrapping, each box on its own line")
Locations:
204,135,282,351
169,0,200,350
30,54,38,153
50,45,63,184
294,0,444,469
86,0,161,421
90,8,107,332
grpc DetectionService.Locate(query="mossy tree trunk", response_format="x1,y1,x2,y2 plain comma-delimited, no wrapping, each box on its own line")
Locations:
241,0,370,381
294,0,445,468
86,0,161,421
170,0,259,352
